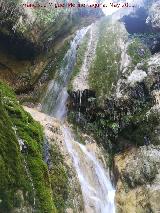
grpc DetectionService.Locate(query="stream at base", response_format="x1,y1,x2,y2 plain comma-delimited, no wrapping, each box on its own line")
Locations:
41,25,116,213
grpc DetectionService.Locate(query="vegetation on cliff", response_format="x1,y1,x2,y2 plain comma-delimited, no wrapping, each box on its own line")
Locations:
127,38,151,66
0,81,55,212
49,144,69,211
89,18,127,104
68,18,160,160
0,81,69,212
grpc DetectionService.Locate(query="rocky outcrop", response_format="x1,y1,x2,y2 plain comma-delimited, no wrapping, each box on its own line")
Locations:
0,0,103,48
115,145,160,213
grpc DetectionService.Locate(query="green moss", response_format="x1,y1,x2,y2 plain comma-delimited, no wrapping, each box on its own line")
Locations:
0,81,56,212
49,144,69,212
89,19,126,105
72,126,86,145
40,39,70,84
127,38,151,66
0,103,26,212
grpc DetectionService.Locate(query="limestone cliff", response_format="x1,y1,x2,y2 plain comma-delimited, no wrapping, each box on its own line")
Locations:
67,2,160,212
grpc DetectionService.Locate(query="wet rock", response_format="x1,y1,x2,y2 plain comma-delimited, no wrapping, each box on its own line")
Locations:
115,145,160,213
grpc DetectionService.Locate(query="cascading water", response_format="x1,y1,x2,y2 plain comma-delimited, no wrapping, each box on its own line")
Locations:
41,27,90,118
41,25,115,213
73,24,98,91
62,125,115,213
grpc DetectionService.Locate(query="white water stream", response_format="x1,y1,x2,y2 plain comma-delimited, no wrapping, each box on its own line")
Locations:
41,26,116,213
62,125,115,213
41,27,90,117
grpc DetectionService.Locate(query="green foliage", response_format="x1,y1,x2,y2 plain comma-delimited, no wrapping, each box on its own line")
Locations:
0,0,21,33
35,9,60,25
127,38,151,66
119,107,160,146
69,92,159,159
35,7,69,26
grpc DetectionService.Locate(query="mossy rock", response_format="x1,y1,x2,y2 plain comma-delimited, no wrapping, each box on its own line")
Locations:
0,81,57,212
127,38,151,66
89,18,127,104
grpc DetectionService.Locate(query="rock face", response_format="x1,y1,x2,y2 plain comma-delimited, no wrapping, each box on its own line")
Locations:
0,0,103,47
0,0,103,92
0,0,160,212
115,145,160,213
23,106,84,212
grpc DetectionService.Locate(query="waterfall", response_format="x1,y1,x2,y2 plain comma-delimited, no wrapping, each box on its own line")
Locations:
62,125,115,213
72,24,98,91
41,26,90,118
41,26,116,213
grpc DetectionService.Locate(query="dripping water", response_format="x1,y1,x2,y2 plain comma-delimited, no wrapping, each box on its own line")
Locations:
43,137,52,170
13,127,36,209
